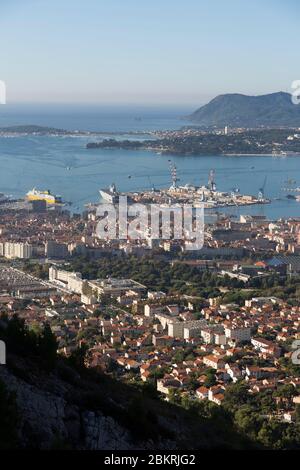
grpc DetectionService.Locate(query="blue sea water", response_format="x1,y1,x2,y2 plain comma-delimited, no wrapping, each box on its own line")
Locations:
0,103,299,220
0,103,191,132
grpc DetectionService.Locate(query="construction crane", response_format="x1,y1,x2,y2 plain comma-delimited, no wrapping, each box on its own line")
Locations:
168,161,179,189
147,176,156,191
258,176,267,200
208,169,216,191
231,187,240,198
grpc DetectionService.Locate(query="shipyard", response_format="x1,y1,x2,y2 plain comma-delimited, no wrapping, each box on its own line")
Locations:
0,167,271,218
96,166,270,211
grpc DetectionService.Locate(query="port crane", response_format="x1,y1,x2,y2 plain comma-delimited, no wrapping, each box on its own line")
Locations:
230,187,240,199
208,169,216,191
168,161,179,189
147,176,156,191
258,176,267,201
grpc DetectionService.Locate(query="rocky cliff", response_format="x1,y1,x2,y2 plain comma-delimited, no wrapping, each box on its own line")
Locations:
0,356,179,450
0,353,252,450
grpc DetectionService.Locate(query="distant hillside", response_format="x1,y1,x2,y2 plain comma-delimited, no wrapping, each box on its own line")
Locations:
188,92,300,128
0,125,70,135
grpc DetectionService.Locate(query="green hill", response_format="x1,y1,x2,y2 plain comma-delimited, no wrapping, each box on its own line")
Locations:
188,92,300,128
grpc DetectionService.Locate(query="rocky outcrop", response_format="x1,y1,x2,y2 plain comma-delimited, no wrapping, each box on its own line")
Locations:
0,352,253,450
0,362,175,450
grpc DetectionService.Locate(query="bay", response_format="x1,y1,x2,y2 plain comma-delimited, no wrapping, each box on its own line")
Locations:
0,104,299,220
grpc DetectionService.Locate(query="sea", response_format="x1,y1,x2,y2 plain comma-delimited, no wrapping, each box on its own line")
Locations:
0,103,299,220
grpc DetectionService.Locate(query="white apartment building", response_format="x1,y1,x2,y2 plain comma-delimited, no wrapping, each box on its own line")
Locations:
168,321,184,338
144,304,164,317
168,319,207,339
201,326,226,345
155,312,177,330
81,293,97,305
49,266,83,294
1,242,33,259
183,325,203,339
225,324,251,344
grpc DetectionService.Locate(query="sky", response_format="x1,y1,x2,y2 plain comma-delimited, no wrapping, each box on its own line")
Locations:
0,0,299,105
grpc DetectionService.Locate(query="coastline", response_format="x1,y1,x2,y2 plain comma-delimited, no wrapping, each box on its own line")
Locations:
223,153,300,157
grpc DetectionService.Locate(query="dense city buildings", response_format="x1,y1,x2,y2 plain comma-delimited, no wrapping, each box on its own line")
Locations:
1,195,300,447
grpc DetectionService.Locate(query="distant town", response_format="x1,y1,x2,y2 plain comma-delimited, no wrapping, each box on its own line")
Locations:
87,127,300,156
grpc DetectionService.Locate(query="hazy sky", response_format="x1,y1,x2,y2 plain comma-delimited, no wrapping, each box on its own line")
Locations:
0,0,299,105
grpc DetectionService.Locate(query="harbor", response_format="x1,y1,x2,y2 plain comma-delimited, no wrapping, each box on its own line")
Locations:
96,166,270,211
0,131,300,219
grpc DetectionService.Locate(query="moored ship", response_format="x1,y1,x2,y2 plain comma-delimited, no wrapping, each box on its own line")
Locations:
26,188,62,205
99,183,119,203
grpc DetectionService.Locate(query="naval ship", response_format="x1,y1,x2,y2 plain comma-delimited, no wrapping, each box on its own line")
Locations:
99,183,119,203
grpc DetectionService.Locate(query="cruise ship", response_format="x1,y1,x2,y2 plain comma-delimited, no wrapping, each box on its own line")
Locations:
99,183,119,203
26,188,62,204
